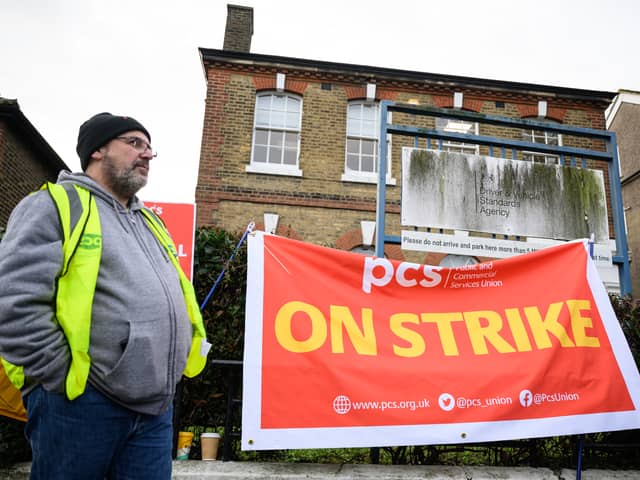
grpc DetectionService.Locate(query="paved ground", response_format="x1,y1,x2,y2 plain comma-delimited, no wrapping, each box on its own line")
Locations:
1,462,639,479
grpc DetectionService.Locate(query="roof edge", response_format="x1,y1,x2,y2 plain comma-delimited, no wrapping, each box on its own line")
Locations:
0,99,68,172
198,48,616,103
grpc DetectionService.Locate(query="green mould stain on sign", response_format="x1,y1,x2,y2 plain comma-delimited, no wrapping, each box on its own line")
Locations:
402,148,609,242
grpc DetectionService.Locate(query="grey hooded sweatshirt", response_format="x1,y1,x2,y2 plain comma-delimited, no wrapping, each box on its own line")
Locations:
0,171,192,415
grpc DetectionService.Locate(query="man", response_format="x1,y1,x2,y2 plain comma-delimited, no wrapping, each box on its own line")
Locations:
0,113,209,479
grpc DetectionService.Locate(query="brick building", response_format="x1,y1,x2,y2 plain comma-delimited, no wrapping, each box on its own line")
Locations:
607,90,640,295
0,98,67,227
196,5,618,270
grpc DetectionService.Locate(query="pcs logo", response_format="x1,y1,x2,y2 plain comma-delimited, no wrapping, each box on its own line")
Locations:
79,234,102,250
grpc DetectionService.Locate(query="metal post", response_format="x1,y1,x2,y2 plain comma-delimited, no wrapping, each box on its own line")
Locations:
576,434,585,480
375,101,389,258
607,132,632,295
575,239,596,478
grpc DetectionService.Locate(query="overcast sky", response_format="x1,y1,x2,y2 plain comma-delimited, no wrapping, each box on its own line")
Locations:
1,0,638,203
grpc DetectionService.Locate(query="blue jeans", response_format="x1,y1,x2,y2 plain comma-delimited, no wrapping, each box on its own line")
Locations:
25,384,173,480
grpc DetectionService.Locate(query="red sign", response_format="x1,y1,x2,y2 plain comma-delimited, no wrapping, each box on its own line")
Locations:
242,232,640,450
144,202,195,281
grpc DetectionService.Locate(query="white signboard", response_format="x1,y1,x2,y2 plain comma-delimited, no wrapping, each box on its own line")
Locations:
401,148,609,242
401,230,613,266
401,230,619,292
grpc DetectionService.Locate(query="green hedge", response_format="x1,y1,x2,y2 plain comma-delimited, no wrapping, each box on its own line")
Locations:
175,227,247,431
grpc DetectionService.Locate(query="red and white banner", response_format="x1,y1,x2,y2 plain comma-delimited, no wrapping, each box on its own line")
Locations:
144,201,196,281
242,232,640,450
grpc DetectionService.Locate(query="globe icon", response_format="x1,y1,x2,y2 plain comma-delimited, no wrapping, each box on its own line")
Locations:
333,395,351,414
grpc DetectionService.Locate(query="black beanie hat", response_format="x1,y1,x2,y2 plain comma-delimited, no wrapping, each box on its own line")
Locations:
76,112,151,170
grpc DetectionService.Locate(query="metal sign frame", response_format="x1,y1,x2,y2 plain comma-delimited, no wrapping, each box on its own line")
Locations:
375,101,631,295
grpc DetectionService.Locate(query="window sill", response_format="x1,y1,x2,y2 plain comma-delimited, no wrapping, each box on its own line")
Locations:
246,164,303,177
341,173,396,186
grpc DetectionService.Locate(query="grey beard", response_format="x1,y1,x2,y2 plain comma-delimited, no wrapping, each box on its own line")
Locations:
103,156,148,200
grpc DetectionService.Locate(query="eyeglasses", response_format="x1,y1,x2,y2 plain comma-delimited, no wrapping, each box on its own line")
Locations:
115,136,157,157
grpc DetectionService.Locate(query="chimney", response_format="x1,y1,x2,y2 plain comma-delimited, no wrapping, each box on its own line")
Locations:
223,4,254,53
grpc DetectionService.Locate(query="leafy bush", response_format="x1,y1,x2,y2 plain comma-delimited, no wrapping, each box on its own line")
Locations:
609,294,640,366
175,227,247,435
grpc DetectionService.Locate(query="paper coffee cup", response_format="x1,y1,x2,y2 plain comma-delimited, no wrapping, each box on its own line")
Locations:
200,432,221,461
176,431,194,460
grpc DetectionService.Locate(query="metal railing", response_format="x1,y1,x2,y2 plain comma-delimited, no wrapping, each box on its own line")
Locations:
375,101,630,294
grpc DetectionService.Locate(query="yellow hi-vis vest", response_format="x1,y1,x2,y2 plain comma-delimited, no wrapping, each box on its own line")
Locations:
1,182,207,401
